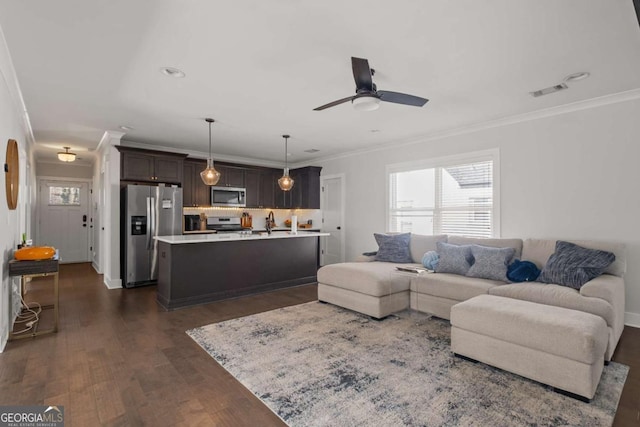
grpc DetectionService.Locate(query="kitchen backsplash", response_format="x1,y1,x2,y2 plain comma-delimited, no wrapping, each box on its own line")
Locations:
182,207,323,230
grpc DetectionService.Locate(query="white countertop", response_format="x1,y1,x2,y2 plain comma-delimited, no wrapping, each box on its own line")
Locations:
155,231,330,244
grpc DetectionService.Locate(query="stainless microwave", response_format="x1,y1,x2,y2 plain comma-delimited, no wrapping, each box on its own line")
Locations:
211,186,246,207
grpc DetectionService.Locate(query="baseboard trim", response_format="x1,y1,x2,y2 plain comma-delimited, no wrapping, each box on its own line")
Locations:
91,262,102,274
104,276,122,290
624,312,640,328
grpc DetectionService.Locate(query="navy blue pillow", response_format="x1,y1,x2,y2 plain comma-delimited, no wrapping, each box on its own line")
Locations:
374,233,413,263
538,241,615,289
507,259,541,283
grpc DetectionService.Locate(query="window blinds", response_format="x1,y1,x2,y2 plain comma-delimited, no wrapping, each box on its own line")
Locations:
389,157,494,237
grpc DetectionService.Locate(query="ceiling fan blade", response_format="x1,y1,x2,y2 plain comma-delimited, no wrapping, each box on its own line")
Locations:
351,57,374,91
313,95,355,111
378,90,429,107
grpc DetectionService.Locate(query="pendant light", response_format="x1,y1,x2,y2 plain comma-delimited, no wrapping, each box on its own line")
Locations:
278,135,294,191
57,146,76,162
200,118,221,186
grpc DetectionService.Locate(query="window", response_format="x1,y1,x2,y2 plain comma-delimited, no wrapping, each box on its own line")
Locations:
48,186,81,206
387,150,499,238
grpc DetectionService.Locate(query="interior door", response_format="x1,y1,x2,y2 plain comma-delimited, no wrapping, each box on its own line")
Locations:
38,180,90,263
320,175,344,265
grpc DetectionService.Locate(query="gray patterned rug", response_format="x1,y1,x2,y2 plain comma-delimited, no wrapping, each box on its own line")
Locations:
187,302,628,427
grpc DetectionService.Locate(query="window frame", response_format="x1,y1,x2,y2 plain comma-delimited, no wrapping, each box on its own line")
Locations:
385,149,501,237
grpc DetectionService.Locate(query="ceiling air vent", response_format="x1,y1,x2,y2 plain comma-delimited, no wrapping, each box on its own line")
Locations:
530,83,568,98
304,149,320,153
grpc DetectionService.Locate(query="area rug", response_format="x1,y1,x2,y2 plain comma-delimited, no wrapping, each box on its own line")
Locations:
187,302,628,427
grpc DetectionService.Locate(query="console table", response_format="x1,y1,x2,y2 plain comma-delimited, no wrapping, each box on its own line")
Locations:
8,258,59,340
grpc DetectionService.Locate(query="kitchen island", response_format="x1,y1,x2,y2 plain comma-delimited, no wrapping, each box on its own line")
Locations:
154,231,329,310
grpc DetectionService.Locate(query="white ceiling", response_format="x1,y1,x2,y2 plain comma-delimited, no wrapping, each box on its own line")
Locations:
1,0,640,166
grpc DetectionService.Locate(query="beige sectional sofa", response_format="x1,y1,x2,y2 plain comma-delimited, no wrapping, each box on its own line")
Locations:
317,234,626,361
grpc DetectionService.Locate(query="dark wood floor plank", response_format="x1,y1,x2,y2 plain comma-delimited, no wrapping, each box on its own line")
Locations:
1,262,638,426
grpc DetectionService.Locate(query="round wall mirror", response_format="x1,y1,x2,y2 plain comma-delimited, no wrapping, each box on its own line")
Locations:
5,139,19,210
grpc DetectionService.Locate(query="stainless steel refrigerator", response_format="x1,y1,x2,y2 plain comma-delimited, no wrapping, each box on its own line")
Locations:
121,185,182,288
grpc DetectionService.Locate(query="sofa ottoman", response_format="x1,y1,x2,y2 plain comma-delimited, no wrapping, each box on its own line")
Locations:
451,295,608,401
317,261,415,319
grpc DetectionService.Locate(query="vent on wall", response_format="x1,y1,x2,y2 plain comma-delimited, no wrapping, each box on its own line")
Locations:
530,83,568,98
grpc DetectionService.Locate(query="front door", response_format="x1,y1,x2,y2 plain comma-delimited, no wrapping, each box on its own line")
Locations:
320,175,345,265
38,179,90,263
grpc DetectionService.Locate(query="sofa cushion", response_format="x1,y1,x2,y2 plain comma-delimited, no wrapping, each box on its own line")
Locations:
488,283,614,327
435,242,473,275
538,241,615,289
466,245,515,282
411,273,503,301
374,233,413,263
448,236,523,259
317,262,415,297
409,234,448,264
521,239,626,277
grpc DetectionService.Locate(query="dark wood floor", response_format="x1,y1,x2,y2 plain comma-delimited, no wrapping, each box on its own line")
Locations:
1,263,639,426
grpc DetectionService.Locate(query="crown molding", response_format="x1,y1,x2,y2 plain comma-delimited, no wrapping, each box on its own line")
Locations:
120,139,285,169
294,88,640,168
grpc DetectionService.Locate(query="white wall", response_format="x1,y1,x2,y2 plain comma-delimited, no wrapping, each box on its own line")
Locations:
316,96,640,325
0,26,35,351
95,133,123,289
36,161,93,179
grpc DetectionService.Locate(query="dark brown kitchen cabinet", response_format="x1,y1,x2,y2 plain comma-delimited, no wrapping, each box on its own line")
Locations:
246,168,277,208
290,166,322,209
183,159,210,207
215,165,245,188
118,147,185,184
274,166,322,209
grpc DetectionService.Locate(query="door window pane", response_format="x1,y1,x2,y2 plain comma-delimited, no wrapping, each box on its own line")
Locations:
49,186,80,205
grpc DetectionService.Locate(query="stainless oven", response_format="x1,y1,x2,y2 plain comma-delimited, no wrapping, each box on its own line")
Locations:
210,186,246,207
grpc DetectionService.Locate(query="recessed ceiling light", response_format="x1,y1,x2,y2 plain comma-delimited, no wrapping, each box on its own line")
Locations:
563,72,590,83
160,67,186,78
119,125,133,131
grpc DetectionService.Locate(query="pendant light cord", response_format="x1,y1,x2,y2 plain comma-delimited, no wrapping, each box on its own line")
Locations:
206,118,214,167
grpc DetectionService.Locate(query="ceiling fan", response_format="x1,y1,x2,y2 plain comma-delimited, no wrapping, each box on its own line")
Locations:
313,57,429,111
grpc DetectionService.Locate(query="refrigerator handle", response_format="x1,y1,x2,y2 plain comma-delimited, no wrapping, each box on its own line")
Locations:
146,196,152,250
150,196,156,249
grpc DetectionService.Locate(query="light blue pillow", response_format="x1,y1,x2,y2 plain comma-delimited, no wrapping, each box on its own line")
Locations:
422,251,439,270
374,233,413,263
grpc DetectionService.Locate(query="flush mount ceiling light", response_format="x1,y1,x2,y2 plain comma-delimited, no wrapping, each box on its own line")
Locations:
160,67,186,78
352,95,380,111
563,72,590,83
200,118,221,186
119,125,133,131
57,146,76,162
278,135,294,191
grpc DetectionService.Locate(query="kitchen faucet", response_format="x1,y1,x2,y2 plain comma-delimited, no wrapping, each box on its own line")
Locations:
265,211,276,234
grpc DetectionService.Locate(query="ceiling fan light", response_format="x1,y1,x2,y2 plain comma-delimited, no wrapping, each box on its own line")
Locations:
57,146,76,162
352,95,380,111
